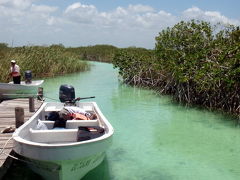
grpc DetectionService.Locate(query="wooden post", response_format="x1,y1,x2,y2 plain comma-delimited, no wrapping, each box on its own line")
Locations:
15,107,24,128
29,97,35,112
38,87,43,100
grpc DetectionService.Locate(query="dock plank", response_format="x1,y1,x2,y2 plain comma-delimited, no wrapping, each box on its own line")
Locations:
0,98,43,169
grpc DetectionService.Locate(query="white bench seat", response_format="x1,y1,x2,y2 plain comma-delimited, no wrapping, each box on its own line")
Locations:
30,119,100,143
30,128,78,143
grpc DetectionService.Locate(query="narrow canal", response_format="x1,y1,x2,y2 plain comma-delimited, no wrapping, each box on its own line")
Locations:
5,61,240,180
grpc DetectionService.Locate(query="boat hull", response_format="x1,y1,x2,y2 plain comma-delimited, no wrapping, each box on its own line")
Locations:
0,80,44,101
13,135,112,161
22,152,105,180
14,137,112,180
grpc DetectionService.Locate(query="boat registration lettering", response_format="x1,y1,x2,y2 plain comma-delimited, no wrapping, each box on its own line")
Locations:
71,159,91,171
71,153,103,171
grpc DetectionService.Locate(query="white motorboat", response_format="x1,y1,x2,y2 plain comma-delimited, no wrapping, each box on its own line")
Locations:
12,92,114,180
0,80,44,101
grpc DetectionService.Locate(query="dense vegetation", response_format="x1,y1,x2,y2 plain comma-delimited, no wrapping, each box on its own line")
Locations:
113,20,240,116
0,44,90,82
68,45,117,63
0,44,118,83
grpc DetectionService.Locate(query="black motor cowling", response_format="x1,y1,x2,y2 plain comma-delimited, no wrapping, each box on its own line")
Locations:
25,70,32,84
59,84,75,103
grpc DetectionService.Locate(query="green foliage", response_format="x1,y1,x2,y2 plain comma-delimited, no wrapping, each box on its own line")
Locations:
67,44,117,63
113,47,157,86
0,45,90,82
0,43,8,49
155,20,213,85
156,20,240,103
113,20,240,115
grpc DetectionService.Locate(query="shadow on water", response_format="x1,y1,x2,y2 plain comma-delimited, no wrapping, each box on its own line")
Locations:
82,157,111,180
2,159,43,180
3,157,110,180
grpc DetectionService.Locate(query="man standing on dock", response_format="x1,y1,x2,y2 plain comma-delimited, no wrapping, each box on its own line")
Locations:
9,60,21,84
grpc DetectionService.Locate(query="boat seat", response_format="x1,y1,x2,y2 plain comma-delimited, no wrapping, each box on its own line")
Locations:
30,128,78,143
40,120,99,129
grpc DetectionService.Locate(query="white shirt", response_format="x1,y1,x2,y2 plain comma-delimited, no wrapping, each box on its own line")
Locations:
10,64,20,77
64,106,86,114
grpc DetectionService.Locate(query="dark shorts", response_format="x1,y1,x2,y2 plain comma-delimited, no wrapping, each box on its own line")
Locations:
13,76,21,84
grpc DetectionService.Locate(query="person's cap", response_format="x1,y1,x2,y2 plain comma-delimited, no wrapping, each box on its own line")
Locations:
11,60,16,63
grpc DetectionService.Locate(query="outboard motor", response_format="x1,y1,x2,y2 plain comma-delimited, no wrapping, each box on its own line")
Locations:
59,84,75,103
25,70,32,84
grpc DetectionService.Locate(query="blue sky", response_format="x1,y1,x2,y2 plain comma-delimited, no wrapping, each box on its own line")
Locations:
0,0,240,49
39,0,240,17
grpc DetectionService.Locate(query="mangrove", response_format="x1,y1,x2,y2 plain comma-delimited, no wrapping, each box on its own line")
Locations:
113,20,240,117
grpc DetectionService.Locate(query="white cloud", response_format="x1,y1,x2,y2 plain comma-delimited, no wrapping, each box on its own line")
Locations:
128,4,154,13
65,2,81,13
135,10,176,28
31,4,58,14
0,5,24,17
0,2,239,49
63,4,176,30
0,0,32,9
64,2,98,24
114,6,128,17
183,6,240,25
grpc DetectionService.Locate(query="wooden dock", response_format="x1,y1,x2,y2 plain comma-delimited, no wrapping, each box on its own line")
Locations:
0,98,43,176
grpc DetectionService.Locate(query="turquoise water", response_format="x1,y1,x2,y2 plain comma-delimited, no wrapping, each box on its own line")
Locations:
5,62,240,180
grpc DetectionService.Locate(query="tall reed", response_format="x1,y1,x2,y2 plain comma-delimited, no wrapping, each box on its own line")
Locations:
0,45,90,82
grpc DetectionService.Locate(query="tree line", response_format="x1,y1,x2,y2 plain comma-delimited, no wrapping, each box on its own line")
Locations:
112,20,240,117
